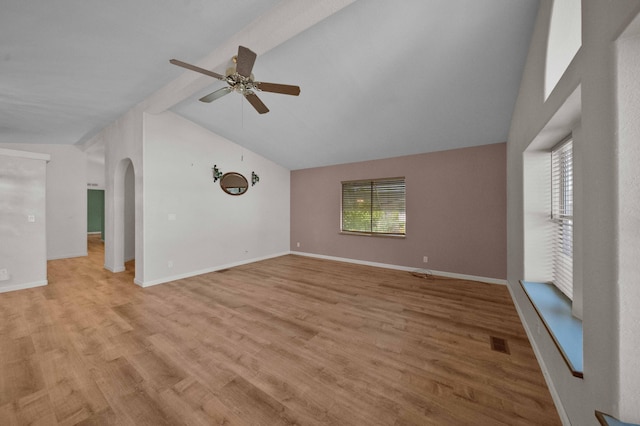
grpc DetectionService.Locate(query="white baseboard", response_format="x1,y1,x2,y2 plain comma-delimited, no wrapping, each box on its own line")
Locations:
132,249,506,289
104,264,126,273
47,251,88,260
135,251,290,288
0,280,48,293
289,251,508,286
87,232,101,235
102,258,134,273
505,281,570,426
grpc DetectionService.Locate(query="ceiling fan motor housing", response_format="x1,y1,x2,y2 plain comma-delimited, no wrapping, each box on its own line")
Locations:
226,72,256,94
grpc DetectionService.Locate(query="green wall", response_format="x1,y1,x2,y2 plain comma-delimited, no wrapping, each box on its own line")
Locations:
87,189,105,240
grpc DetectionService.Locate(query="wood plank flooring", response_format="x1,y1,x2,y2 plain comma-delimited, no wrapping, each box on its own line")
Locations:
0,235,561,425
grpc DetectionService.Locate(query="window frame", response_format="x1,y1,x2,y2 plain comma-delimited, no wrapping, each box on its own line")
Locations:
340,177,406,238
550,135,574,299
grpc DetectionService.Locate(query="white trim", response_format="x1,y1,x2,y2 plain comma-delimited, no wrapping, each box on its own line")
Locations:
47,251,88,260
134,251,290,288
427,269,507,286
506,281,571,426
289,251,508,286
105,264,126,273
133,250,507,288
0,280,48,293
87,232,102,235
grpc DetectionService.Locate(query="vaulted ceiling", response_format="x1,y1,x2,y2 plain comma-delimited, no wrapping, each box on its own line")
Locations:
1,0,539,170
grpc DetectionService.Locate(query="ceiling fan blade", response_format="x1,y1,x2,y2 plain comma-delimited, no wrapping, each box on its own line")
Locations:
199,87,233,103
236,46,257,78
244,92,269,114
169,59,225,80
255,81,301,96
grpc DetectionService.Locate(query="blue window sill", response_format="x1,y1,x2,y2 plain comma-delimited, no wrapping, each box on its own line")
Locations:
596,410,640,426
520,280,583,378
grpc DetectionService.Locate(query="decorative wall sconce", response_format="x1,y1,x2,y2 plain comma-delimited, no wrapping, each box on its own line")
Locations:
212,165,223,182
213,164,258,193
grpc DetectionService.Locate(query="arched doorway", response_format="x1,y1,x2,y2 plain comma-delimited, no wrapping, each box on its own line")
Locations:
105,158,135,275
123,161,135,264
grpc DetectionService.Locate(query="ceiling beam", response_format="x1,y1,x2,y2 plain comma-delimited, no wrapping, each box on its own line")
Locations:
143,0,357,115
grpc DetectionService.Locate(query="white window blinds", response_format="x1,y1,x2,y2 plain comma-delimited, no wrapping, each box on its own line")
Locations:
341,178,406,236
551,138,573,299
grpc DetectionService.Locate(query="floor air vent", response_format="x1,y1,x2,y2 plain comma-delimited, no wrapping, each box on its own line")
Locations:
490,336,510,354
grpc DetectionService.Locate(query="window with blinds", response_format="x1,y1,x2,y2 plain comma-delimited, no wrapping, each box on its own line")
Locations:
551,138,573,299
341,177,406,236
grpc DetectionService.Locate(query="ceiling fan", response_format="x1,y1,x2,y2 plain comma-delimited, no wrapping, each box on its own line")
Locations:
170,46,300,114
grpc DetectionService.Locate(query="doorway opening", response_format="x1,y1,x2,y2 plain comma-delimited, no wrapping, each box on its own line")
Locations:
87,189,105,241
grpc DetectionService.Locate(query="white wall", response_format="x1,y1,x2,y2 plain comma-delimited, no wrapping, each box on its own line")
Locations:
0,143,87,260
616,26,640,421
87,155,106,189
507,1,640,424
124,161,135,261
141,111,290,286
87,108,144,279
0,149,49,292
82,0,356,286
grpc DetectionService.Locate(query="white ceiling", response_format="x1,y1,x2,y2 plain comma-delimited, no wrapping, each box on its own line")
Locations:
1,0,539,170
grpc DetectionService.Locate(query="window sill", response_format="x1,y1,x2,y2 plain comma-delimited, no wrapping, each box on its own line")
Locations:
520,280,583,378
339,231,406,239
596,411,640,426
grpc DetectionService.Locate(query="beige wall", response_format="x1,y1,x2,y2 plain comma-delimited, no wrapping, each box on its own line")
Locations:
291,143,507,280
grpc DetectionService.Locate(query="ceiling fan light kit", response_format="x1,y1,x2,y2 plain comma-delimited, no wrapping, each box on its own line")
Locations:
170,46,300,114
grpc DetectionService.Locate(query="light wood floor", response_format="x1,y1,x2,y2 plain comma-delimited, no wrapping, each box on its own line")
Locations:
0,235,560,425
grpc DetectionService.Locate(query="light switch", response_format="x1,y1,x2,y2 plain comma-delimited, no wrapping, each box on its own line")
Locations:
27,215,35,222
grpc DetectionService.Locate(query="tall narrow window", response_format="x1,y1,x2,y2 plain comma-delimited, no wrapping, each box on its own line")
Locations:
341,178,406,236
545,0,581,99
551,138,573,298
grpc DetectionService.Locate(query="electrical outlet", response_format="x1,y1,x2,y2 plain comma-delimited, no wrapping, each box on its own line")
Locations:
167,261,173,268
27,215,35,223
423,256,428,263
0,268,8,281
296,242,300,248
